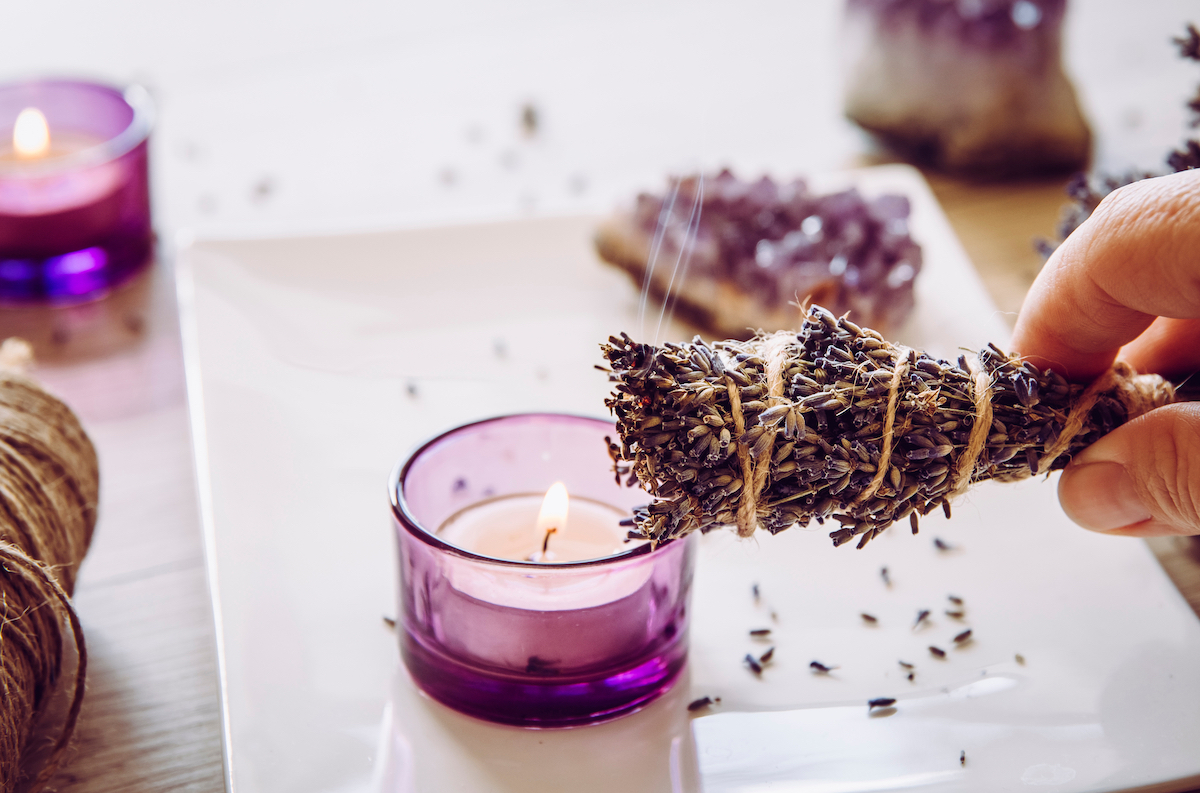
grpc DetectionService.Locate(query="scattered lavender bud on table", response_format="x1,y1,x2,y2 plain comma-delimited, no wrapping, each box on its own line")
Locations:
945,610,966,620
687,696,715,712
948,595,964,605
810,660,838,674
960,750,966,766
749,628,772,638
1015,653,1026,665
760,647,776,664
934,538,954,551
953,629,974,644
861,612,879,624
881,567,892,587
744,654,764,676
868,697,896,710
929,646,946,659
913,609,930,629
898,660,914,670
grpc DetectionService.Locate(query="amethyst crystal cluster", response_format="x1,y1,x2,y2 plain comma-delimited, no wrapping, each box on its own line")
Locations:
594,170,922,339
842,0,1090,175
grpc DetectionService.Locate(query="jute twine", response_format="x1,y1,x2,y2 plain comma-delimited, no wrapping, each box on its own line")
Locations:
0,339,98,793
724,331,1170,538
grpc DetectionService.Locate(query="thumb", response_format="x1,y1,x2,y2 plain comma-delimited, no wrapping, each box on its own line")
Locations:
1057,402,1200,537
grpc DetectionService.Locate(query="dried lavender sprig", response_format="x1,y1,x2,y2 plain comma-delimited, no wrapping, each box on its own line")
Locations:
601,304,1174,548
1039,24,1200,255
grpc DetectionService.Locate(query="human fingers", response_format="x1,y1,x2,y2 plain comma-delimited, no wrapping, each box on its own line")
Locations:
1011,169,1200,381
1057,402,1200,537
1118,317,1200,379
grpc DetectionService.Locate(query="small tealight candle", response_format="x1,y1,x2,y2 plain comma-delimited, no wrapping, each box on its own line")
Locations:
0,80,154,302
437,481,629,563
392,414,696,727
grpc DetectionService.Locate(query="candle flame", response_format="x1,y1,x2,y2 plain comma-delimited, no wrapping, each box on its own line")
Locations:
536,481,569,535
14,108,50,159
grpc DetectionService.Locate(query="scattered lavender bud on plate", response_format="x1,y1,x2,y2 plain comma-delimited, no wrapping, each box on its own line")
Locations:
744,654,763,676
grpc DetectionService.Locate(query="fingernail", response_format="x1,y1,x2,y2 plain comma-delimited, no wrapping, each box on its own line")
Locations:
1059,461,1152,532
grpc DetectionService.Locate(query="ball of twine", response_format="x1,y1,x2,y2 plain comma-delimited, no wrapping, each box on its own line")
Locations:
0,339,98,793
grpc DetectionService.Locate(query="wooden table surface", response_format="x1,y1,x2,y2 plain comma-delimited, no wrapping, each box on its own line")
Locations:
8,170,1198,793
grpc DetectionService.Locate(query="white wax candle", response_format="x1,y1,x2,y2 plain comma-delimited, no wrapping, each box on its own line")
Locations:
435,489,651,613
437,492,629,563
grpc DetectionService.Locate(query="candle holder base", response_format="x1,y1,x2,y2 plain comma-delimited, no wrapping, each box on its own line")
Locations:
401,629,688,728
0,235,153,305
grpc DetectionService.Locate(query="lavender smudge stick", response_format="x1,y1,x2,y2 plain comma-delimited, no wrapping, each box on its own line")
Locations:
601,304,1173,547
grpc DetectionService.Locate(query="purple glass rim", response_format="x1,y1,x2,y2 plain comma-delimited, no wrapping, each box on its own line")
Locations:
389,412,672,569
0,79,155,177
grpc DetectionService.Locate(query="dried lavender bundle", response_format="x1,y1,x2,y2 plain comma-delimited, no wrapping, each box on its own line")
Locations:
601,305,1174,548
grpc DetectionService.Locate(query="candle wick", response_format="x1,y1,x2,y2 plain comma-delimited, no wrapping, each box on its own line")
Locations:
541,527,557,555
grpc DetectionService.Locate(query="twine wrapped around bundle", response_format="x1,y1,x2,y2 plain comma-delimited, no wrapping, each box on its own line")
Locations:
601,305,1173,548
0,339,98,793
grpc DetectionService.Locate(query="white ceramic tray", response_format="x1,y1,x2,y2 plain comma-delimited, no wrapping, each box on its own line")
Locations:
178,165,1200,793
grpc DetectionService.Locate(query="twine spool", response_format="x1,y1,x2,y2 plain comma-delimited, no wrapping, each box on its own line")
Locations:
0,339,98,793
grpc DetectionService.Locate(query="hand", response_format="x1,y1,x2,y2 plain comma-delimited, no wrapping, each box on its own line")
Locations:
1010,169,1200,537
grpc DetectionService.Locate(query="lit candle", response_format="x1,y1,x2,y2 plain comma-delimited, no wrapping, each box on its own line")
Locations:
12,108,50,159
393,413,696,727
0,80,154,302
437,481,629,563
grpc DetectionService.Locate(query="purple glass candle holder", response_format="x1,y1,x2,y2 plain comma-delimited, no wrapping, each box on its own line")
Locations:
391,413,696,727
0,79,154,303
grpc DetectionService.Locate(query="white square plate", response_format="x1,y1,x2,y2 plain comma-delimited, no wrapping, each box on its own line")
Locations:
178,165,1200,793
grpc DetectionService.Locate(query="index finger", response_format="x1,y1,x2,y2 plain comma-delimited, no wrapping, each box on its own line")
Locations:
1010,169,1200,381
